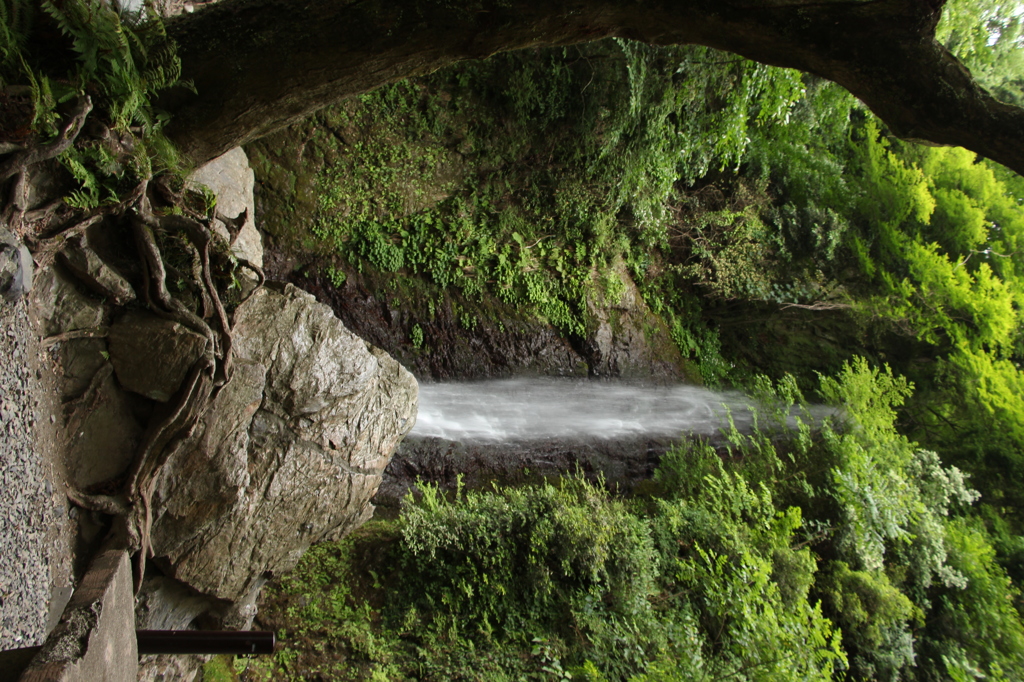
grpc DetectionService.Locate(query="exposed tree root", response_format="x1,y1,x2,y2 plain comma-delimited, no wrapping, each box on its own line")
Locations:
0,96,93,183
42,326,109,349
0,97,93,236
26,214,104,268
123,359,214,587
237,258,265,286
65,486,130,518
4,99,262,591
111,186,240,589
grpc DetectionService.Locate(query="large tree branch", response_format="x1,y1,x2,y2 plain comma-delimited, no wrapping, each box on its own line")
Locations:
162,0,1024,176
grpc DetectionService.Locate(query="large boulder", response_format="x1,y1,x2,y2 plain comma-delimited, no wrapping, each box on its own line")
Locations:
149,283,417,604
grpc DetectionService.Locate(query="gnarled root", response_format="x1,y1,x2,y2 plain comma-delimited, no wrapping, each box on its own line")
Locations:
1,97,93,235
0,97,93,183
4,101,262,591
63,178,259,592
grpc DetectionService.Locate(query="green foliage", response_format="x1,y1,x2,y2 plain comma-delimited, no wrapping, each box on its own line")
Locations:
247,362,1024,681
643,470,844,681
2,0,190,206
819,359,980,589
201,655,238,682
650,363,1016,681
409,323,424,349
937,0,1024,106
818,561,918,680
849,131,1022,354
304,40,813,356
828,121,1024,528
240,531,404,681
0,0,36,85
39,0,185,132
397,477,658,672
247,15,1024,677
916,347,1024,531
918,518,1024,679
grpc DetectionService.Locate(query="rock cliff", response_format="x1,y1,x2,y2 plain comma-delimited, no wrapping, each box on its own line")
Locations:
10,147,418,681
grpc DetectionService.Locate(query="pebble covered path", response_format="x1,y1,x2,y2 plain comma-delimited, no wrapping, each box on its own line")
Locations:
0,299,69,651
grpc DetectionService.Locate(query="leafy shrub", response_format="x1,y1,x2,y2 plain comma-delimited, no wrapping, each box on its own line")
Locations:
245,361,1024,680
396,478,657,646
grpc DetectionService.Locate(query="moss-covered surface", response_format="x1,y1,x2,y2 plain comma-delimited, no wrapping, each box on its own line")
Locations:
244,46,724,381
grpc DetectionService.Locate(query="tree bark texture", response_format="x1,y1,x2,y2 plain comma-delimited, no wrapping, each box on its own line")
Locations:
162,0,1024,175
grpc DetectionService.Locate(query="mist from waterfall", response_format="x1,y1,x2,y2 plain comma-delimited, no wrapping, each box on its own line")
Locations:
410,378,834,443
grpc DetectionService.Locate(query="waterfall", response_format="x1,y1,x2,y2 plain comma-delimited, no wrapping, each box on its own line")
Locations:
373,378,838,512
410,378,827,443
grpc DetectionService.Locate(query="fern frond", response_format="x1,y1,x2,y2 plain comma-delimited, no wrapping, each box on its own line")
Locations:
0,0,16,71
13,0,191,185
125,24,148,63
61,149,101,208
1,0,36,56
66,188,100,209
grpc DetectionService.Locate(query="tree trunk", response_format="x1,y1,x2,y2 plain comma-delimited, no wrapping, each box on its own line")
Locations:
162,0,1024,176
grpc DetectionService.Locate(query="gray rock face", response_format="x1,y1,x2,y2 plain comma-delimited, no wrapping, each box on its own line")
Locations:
189,147,263,269
1,226,34,304
585,259,687,380
150,284,417,602
107,311,209,402
58,235,136,305
28,263,108,339
65,366,144,490
277,259,689,384
375,434,674,515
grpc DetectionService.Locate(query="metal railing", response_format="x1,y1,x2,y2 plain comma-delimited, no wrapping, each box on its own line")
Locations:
136,630,276,655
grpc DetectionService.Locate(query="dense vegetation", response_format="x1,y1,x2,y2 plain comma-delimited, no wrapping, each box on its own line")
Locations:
1,0,189,201
222,363,1022,681
3,0,1024,679
231,0,1024,679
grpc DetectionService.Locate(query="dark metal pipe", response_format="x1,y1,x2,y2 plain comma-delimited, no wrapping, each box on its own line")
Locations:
136,630,276,655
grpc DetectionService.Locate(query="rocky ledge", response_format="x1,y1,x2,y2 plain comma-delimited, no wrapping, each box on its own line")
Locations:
373,433,677,515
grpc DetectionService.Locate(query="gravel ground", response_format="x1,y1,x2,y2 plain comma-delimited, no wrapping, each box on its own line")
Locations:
0,297,74,651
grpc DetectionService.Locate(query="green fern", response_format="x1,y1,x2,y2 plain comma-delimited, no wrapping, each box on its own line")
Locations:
38,0,186,134
3,0,192,207
60,150,100,208
0,0,34,74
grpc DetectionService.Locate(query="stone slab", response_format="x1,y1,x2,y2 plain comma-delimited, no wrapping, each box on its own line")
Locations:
19,549,137,682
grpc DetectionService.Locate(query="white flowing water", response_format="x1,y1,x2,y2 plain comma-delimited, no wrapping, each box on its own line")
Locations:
410,378,826,443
